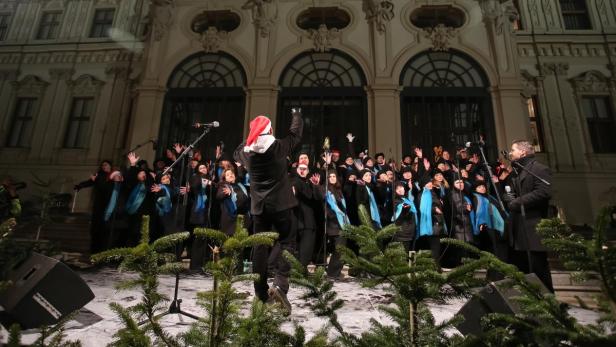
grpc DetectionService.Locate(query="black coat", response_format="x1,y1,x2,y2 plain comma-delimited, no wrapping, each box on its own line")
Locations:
321,187,347,236
507,156,551,251
188,174,212,226
291,175,321,230
449,190,473,242
216,182,250,235
76,170,114,223
234,113,303,215
393,196,416,241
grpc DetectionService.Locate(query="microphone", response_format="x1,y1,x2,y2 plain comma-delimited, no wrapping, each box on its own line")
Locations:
323,137,330,151
193,121,220,128
465,140,485,148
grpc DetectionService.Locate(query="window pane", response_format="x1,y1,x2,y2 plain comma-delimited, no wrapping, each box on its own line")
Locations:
64,98,94,148
6,98,37,147
0,13,11,40
90,9,115,38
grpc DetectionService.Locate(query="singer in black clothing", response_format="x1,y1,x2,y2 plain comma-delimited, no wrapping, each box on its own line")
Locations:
504,140,554,292
234,108,303,313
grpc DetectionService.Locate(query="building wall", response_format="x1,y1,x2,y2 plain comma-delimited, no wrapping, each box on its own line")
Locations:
0,0,615,225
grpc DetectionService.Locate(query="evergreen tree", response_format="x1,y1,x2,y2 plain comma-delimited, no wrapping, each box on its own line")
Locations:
91,215,189,347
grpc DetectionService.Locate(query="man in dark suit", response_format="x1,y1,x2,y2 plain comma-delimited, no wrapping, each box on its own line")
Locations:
234,108,303,313
505,140,553,292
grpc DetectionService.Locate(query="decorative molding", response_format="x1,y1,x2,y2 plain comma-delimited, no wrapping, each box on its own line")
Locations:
570,71,609,94
423,24,458,52
42,0,69,10
241,0,278,38
0,50,143,66
11,75,50,96
520,69,538,98
477,0,519,34
362,0,394,34
104,63,130,78
67,75,105,96
94,0,121,6
307,24,340,53
199,26,227,53
49,68,75,81
147,0,175,41
539,62,569,76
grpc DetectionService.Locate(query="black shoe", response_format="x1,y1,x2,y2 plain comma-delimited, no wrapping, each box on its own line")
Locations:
267,285,292,315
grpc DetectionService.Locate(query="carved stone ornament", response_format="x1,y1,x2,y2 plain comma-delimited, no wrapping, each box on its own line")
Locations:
307,24,340,53
200,26,227,53
423,24,458,51
477,0,520,34
146,0,174,41
11,75,50,96
67,75,105,96
362,0,394,34
540,62,569,76
570,71,609,94
520,70,538,98
241,0,278,38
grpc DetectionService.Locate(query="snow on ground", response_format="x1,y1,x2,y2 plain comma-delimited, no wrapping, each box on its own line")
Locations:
2,268,601,346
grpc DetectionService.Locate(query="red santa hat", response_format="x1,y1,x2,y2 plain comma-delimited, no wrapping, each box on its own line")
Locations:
246,114,272,146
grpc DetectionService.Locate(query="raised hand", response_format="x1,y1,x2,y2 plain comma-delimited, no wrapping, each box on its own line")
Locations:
414,147,423,158
215,145,222,159
423,158,430,171
173,143,183,154
354,160,364,171
151,184,161,193
180,186,189,195
222,186,232,196
346,133,355,142
90,173,97,181
310,173,320,185
323,152,332,165
128,152,139,166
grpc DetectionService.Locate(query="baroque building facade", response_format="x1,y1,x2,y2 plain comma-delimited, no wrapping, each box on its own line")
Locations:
0,0,615,225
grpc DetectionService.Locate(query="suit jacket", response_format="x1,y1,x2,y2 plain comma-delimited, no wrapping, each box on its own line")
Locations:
508,156,551,251
234,113,303,215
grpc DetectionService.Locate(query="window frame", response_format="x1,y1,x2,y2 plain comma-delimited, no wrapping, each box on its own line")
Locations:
89,8,116,38
559,0,593,30
581,95,616,153
63,97,95,149
5,98,39,148
36,11,63,40
0,12,12,41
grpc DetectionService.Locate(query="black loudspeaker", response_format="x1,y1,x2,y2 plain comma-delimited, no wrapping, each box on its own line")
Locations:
0,252,95,329
456,273,549,336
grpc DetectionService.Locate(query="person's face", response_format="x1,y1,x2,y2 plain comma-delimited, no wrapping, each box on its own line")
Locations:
345,156,353,165
198,165,208,175
510,144,525,161
161,174,171,185
166,149,175,159
111,173,123,182
403,156,412,165
332,152,340,162
459,150,468,159
299,154,309,165
137,171,146,181
378,173,388,181
362,172,372,183
403,171,412,180
437,163,446,172
454,180,464,191
475,185,487,194
190,160,198,169
386,171,395,182
376,156,385,164
348,174,357,182
470,154,479,164
366,159,374,167
297,166,309,178
155,160,166,169
224,170,236,183
101,162,111,173
442,151,451,161
328,173,337,185
434,173,444,182
395,185,405,196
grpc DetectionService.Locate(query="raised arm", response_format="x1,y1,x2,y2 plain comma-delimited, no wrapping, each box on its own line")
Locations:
278,108,304,156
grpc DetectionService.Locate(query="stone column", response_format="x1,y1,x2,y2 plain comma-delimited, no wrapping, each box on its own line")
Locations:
127,81,167,164
244,83,279,134
368,85,401,158
100,63,132,163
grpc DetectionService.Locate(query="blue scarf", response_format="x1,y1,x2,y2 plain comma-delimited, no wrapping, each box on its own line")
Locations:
471,193,505,236
125,183,146,215
194,179,208,212
326,190,350,228
156,184,173,216
104,182,122,222
243,172,250,187
365,186,382,229
419,188,433,237
224,183,247,217
392,194,418,228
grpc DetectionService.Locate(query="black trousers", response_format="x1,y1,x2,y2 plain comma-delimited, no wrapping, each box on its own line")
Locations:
252,208,297,302
298,228,316,268
326,235,346,277
510,250,554,293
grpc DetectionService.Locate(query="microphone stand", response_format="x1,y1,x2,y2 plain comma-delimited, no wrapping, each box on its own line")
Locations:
124,139,155,156
321,151,330,267
139,127,213,325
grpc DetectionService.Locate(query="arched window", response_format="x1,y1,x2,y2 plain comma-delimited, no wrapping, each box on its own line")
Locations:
159,52,246,159
277,50,367,159
399,50,495,156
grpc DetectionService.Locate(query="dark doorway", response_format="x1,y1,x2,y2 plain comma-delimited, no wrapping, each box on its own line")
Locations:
159,52,246,159
277,50,368,162
400,50,496,157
